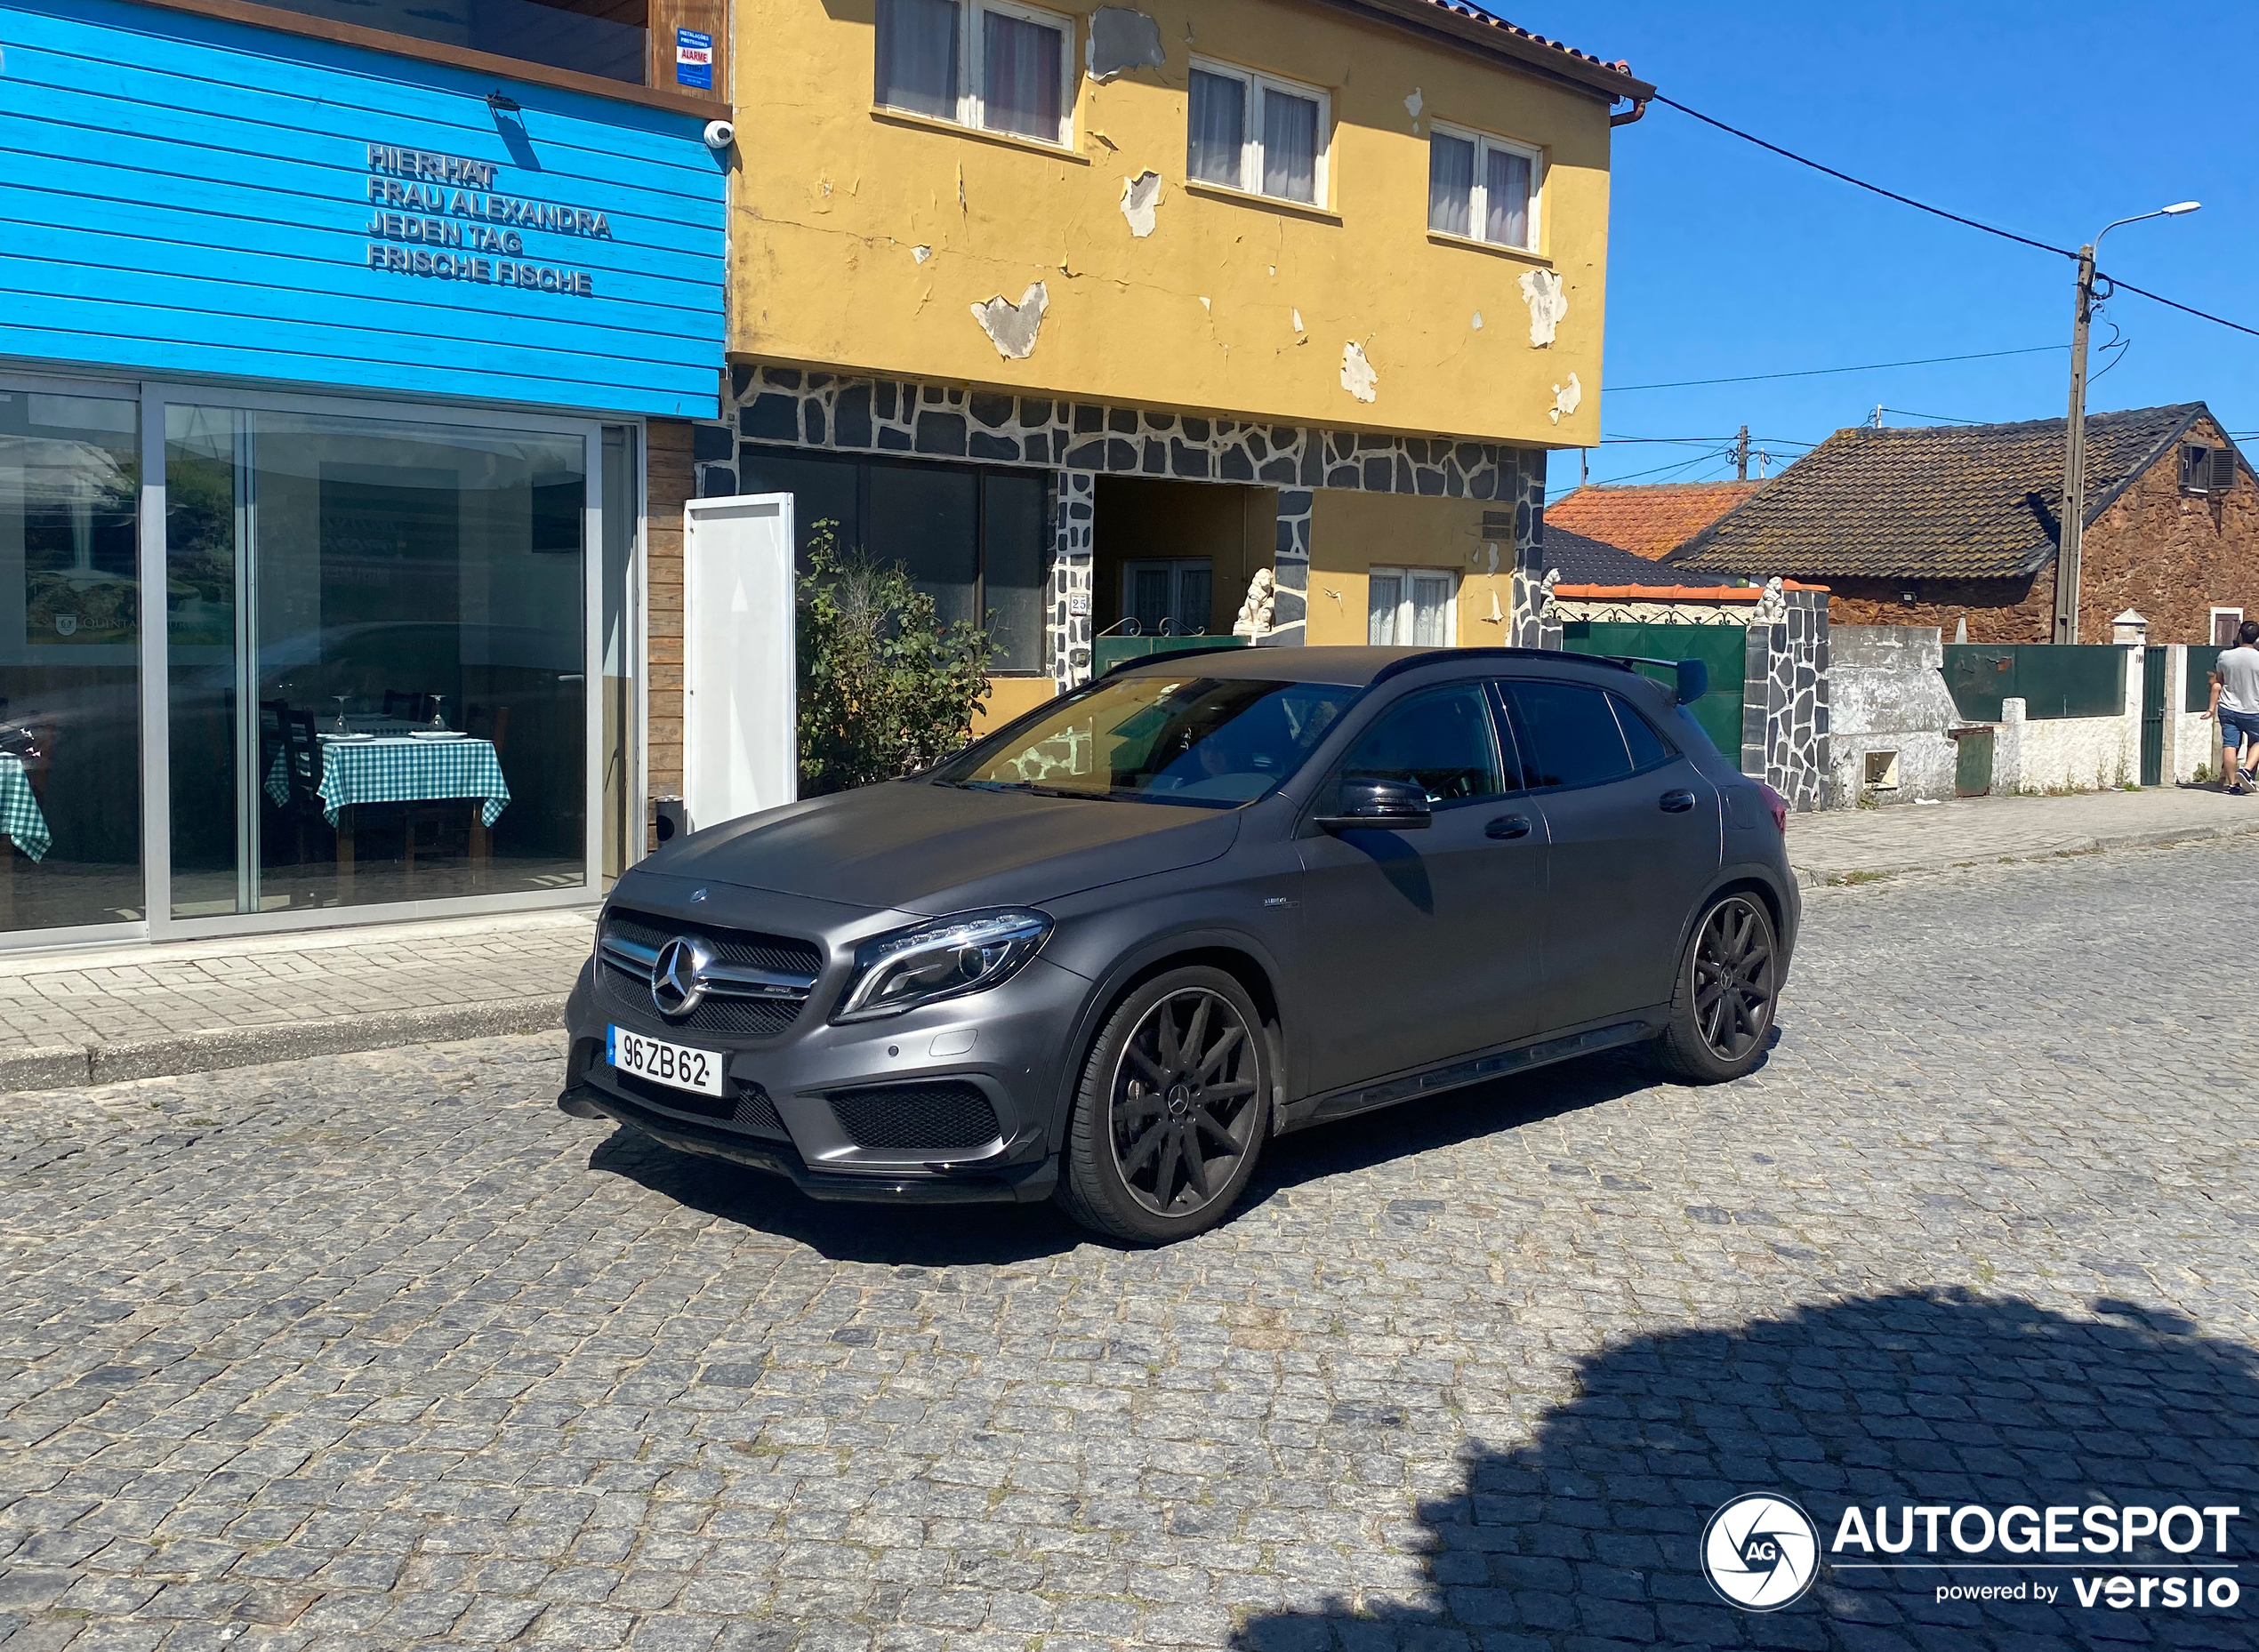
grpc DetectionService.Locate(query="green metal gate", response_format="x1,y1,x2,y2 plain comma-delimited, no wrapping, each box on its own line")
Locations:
2140,646,2168,786
1559,622,1747,755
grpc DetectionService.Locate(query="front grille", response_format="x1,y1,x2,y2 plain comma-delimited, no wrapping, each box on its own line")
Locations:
608,1069,789,1136
599,965,801,1037
828,1083,1001,1151
605,910,822,977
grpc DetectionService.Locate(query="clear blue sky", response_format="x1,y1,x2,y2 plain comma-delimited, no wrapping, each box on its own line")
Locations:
1488,1,2259,498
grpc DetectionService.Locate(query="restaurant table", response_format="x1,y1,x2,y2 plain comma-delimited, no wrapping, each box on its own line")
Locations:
267,734,510,895
0,750,50,927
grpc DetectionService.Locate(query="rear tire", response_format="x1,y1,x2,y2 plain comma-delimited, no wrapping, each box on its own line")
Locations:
1652,892,1779,1083
1057,966,1271,1245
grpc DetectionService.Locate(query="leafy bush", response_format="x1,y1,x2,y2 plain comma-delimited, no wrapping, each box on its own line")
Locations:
797,525,994,795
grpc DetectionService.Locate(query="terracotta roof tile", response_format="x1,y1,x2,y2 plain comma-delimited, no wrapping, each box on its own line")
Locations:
1545,480,1765,560
1668,405,2214,581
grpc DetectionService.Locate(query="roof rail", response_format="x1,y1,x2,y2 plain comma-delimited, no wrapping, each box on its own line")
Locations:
1367,645,1635,689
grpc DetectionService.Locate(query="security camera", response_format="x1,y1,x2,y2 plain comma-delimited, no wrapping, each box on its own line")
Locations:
703,119,736,151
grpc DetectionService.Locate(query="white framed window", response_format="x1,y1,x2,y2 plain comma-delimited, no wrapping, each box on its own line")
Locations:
1427,121,1541,252
1367,567,1457,646
1186,56,1329,206
2213,607,2245,646
874,0,1074,148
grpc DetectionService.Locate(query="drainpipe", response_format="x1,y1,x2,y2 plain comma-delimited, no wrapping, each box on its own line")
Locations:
1610,97,1650,127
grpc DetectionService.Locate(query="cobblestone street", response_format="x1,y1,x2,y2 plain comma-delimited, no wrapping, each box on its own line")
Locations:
2,844,2254,1651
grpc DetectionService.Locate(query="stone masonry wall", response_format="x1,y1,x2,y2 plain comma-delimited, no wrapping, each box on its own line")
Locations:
695,364,1548,686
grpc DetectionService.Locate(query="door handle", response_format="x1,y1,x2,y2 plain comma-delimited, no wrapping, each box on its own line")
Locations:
1660,790,1696,814
1484,814,1531,839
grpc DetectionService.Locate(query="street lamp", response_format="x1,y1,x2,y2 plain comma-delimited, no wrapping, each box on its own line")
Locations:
2054,201,2200,644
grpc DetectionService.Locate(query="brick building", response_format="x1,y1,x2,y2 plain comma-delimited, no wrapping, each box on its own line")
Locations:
1665,404,2258,645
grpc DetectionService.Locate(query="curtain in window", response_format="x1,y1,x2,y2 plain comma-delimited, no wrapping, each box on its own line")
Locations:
983,8,1061,139
1410,573,1452,646
1261,88,1318,203
1187,68,1245,186
1427,132,1475,236
1367,573,1403,646
1484,148,1532,248
875,0,959,119
1174,564,1213,636
1130,565,1173,635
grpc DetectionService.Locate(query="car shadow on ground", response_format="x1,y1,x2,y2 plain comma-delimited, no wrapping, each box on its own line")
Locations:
1233,1288,2258,1652
583,1041,1718,1264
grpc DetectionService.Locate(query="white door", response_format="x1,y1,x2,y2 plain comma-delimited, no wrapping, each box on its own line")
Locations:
683,494,797,831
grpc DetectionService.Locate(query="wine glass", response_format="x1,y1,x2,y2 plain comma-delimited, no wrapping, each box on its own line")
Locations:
427,695,448,733
331,695,350,734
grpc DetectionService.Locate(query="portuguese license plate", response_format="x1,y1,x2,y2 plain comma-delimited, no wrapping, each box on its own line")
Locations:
607,1025,725,1096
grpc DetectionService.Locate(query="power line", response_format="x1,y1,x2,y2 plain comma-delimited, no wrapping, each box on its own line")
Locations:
2097,271,2259,342
1606,344,2066,393
1652,96,2074,261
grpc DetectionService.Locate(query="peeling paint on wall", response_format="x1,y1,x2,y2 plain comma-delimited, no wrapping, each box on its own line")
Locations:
1340,341,1378,404
1518,268,1568,348
1119,170,1162,237
1548,372,1581,424
1087,6,1165,81
1403,87,1423,122
911,245,932,263
1291,309,1305,334
970,282,1050,358
1471,310,1483,330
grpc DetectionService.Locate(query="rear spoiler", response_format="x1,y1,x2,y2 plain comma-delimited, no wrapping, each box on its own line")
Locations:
1605,655,1710,705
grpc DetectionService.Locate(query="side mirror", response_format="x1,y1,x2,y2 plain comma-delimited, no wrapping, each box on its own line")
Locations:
1676,659,1709,704
1315,774,1433,832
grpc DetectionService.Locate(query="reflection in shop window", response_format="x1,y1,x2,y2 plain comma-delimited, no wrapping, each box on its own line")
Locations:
165,406,590,919
0,389,142,935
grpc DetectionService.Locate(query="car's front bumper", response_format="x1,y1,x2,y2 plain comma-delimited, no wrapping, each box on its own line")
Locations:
562,946,1089,1204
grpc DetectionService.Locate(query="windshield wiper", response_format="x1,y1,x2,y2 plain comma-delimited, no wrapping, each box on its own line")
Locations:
961,779,1104,801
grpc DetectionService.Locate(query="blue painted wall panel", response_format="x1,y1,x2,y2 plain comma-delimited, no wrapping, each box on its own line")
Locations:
0,0,727,418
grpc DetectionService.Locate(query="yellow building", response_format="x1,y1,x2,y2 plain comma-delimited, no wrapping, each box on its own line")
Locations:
680,0,1650,741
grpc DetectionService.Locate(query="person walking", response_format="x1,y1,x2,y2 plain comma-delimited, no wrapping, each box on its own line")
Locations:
2206,619,2259,793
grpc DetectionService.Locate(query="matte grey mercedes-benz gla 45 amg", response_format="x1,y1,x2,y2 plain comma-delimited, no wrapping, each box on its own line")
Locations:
559,645,1799,1244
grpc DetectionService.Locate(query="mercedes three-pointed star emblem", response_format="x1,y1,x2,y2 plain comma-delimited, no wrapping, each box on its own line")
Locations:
650,936,713,1018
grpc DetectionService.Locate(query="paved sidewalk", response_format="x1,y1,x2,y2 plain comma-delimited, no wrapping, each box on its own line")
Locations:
0,908,591,1092
1789,781,2259,883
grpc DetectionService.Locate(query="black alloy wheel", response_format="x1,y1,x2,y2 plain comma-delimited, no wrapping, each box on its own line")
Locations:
1059,966,1271,1243
1653,893,1779,1082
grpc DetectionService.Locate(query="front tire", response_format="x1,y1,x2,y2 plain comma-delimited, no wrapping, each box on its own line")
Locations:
1057,966,1271,1244
1652,892,1780,1083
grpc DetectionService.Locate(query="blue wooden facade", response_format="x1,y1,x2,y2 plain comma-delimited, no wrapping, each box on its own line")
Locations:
0,0,726,418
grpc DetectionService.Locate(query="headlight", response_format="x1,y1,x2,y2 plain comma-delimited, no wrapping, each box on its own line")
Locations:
832,910,1052,1022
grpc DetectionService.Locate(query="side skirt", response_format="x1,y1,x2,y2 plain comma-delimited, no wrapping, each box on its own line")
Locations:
1288,1016,1659,1130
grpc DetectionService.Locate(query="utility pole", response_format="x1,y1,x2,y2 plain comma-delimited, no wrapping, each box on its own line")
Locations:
2053,243,2096,646
1733,425,1749,482
1871,405,1884,429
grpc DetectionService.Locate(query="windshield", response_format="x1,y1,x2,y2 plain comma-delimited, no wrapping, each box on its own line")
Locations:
932,674,1359,806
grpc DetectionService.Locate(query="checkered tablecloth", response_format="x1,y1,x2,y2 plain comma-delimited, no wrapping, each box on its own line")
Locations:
266,736,511,828
0,752,51,862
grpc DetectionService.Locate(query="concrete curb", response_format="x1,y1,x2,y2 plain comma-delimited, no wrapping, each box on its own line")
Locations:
0,996,568,1095
1792,813,2259,889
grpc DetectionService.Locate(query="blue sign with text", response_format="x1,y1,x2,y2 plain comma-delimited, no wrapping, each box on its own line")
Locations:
675,28,714,91
0,0,727,418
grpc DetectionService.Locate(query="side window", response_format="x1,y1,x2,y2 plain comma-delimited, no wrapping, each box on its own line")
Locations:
1330,685,1504,808
1507,681,1634,790
1611,694,1675,771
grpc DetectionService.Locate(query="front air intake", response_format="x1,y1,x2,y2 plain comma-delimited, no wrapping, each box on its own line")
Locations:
827,1084,1001,1151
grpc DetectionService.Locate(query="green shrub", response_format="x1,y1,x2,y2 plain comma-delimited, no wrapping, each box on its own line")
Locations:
796,525,993,795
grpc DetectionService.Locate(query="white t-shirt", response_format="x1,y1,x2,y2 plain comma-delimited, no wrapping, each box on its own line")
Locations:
2218,646,2259,716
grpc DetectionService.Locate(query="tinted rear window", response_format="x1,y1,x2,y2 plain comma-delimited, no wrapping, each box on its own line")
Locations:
1507,680,1633,790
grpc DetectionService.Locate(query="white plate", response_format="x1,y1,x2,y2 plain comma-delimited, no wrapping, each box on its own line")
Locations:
318,732,376,742
608,1025,724,1096
409,729,468,741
